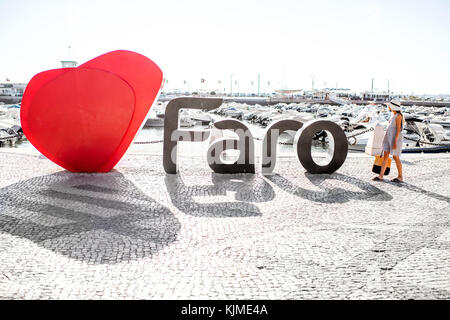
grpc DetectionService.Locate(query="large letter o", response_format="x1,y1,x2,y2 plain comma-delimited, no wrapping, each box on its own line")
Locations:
295,120,348,174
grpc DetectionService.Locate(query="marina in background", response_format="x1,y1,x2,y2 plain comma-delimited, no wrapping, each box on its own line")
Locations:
1,72,449,153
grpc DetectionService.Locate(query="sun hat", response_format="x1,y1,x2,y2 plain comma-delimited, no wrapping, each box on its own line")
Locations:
389,99,402,111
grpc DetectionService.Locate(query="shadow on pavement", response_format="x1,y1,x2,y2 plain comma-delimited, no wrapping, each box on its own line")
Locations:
390,181,450,204
164,173,275,217
0,171,180,264
266,172,393,204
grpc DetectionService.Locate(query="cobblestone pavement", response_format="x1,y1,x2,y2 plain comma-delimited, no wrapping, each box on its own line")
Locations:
0,149,449,299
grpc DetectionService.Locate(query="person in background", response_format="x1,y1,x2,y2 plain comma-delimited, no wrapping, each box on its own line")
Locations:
372,99,404,183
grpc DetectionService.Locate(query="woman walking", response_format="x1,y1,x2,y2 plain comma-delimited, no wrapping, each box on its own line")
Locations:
373,100,404,183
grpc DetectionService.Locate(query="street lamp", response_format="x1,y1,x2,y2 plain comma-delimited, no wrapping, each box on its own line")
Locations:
257,73,260,96
230,74,233,96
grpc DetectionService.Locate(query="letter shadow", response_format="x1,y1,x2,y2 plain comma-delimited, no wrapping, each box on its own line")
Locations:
164,174,275,217
266,173,393,204
0,171,180,264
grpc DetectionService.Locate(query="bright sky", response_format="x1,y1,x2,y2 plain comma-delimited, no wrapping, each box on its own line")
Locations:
0,0,449,94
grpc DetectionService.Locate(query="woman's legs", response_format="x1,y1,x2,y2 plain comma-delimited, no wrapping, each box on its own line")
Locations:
393,155,403,181
378,151,391,180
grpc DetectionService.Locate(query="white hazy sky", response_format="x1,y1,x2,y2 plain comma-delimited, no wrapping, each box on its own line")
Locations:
0,0,449,94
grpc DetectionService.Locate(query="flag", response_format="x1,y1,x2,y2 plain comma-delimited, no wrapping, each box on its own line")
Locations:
183,80,187,84
6,78,10,82
218,80,222,84
201,78,205,83
251,81,254,86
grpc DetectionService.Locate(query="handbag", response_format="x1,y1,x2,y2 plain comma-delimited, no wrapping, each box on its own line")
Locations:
372,154,391,175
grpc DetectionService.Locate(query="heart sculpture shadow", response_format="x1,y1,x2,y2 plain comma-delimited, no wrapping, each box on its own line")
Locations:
20,50,163,172
0,171,180,264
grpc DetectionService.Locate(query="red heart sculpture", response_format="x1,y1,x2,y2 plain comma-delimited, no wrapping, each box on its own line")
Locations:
21,50,163,172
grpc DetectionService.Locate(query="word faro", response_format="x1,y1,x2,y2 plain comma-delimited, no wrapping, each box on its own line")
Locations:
163,97,349,175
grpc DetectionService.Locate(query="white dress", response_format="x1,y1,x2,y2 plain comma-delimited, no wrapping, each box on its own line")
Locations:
382,113,403,156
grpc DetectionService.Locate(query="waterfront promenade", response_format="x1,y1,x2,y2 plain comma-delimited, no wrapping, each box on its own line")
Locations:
160,95,450,107
0,149,449,299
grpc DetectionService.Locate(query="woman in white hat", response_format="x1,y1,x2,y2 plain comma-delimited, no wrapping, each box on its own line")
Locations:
372,99,404,182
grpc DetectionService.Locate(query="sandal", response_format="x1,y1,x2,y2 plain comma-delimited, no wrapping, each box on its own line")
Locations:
391,178,403,183
372,177,383,182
